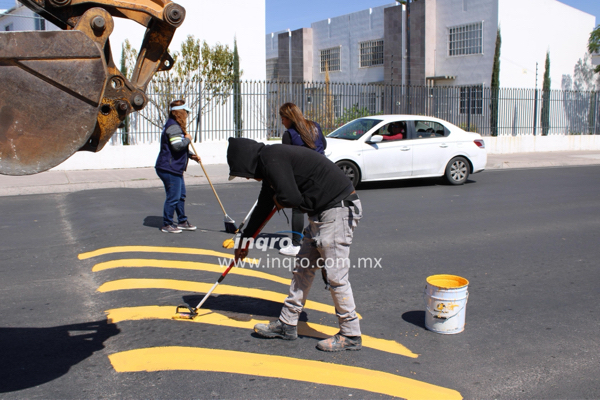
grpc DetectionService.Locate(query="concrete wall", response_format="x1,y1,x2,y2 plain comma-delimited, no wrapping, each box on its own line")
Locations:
109,0,266,81
50,136,600,171
310,5,390,83
434,0,497,87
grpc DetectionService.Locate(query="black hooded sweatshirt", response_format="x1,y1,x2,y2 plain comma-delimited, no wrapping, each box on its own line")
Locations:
227,138,354,238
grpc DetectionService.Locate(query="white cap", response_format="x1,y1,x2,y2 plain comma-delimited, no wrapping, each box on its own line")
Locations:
171,104,192,112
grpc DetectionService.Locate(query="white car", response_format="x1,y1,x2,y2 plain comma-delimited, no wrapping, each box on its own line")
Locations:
325,115,487,187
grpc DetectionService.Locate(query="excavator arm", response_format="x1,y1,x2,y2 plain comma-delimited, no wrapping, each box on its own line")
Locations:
0,0,186,175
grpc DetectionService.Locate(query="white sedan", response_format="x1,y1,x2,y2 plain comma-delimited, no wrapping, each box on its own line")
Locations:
325,115,487,187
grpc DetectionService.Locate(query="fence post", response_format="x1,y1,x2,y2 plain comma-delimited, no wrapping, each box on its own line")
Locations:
533,88,538,136
467,86,471,132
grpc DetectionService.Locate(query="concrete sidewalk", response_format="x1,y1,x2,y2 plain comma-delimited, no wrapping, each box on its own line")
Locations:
2,150,600,197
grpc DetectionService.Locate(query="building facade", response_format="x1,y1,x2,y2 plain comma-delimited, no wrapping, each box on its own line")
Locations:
266,0,595,90
1,0,59,32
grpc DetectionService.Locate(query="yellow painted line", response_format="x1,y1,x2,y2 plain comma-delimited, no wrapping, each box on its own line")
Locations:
97,278,361,319
106,306,417,358
78,246,259,264
93,259,291,286
109,347,461,400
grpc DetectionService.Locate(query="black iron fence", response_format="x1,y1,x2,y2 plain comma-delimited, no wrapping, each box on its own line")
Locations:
112,80,600,145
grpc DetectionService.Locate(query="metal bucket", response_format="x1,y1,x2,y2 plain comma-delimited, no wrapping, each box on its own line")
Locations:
424,274,469,334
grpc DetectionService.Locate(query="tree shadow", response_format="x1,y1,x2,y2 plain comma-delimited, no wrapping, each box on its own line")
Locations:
0,320,120,393
401,310,427,330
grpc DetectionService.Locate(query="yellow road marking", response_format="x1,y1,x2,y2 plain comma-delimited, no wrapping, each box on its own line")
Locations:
97,278,361,319
109,347,461,399
93,259,291,286
106,306,417,358
78,246,259,264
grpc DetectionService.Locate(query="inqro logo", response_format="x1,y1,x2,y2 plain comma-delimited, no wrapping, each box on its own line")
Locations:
234,231,302,251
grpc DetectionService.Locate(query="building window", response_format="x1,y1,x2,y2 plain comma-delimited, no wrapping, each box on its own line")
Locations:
266,58,278,81
448,22,482,56
5,23,13,31
320,47,341,73
459,85,483,115
359,39,384,68
35,16,46,31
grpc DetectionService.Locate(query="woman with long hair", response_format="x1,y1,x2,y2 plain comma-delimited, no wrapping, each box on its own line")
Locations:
278,102,327,256
155,99,200,233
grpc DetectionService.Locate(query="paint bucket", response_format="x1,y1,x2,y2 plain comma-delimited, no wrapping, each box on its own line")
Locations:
424,274,469,334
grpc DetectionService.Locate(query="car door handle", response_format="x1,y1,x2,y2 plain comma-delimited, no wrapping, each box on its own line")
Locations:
439,143,449,148
400,146,410,151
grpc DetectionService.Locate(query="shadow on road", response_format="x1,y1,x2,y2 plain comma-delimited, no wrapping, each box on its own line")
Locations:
357,177,476,191
143,215,163,229
181,294,309,322
0,320,120,393
401,310,427,330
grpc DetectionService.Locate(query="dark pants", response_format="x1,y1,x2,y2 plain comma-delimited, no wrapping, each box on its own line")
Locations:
156,168,188,227
292,208,304,246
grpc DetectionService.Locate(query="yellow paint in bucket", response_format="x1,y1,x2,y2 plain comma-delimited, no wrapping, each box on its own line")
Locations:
424,274,469,334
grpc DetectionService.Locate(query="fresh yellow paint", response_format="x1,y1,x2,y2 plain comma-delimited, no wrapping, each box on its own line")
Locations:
106,306,417,358
93,259,291,285
109,347,461,400
78,246,259,264
97,279,361,319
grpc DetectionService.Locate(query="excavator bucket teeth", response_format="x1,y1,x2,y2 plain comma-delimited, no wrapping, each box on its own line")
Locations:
0,30,107,176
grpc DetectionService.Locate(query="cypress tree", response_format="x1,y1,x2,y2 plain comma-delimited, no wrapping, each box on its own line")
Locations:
120,44,130,144
541,51,551,136
233,37,242,138
490,28,501,136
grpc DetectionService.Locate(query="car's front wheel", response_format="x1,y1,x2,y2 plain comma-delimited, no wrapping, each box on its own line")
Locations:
336,161,361,188
445,156,469,185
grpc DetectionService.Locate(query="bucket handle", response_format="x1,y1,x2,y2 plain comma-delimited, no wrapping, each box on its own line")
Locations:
424,292,469,320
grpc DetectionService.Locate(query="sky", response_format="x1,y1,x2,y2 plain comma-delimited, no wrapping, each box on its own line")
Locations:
265,0,600,34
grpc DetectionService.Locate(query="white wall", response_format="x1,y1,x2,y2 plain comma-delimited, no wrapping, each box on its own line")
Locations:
498,0,595,89
109,0,266,80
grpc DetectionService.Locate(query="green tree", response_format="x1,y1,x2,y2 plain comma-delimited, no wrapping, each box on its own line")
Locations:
588,25,600,74
541,51,551,136
233,37,243,138
490,28,501,136
334,104,377,127
123,36,237,138
119,43,130,145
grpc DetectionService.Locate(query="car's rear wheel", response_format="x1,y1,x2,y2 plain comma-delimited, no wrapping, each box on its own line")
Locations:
336,161,361,188
445,156,469,185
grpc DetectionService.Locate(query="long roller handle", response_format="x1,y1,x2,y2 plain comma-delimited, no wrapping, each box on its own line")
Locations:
189,142,228,217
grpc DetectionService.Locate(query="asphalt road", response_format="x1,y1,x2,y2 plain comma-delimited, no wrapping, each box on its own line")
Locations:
1,166,599,399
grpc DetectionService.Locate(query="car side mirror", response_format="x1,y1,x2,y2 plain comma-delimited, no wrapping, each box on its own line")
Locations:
368,135,383,144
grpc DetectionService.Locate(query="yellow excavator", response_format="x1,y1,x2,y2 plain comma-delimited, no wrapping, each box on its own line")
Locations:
0,0,185,175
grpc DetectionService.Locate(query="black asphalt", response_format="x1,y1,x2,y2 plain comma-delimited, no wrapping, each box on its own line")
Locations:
1,166,599,398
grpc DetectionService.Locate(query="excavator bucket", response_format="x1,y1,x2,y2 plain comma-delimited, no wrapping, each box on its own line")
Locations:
0,30,107,175
0,1,185,176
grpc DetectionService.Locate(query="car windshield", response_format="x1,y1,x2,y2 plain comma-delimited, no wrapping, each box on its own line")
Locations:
327,118,382,140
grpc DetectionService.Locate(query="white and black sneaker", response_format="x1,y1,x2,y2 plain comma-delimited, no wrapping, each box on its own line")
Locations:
279,244,300,256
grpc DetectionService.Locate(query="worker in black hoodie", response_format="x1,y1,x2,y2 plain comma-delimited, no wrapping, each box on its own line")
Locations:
227,137,363,352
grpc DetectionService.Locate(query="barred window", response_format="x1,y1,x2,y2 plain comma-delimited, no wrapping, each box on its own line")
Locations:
359,39,384,68
449,22,482,56
266,58,278,81
320,47,341,73
460,85,483,115
35,16,46,31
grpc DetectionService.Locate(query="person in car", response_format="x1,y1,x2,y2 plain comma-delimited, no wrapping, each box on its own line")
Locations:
382,122,405,141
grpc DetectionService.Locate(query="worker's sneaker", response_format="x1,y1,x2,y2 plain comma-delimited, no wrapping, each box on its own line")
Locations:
279,244,301,256
316,333,362,352
254,319,297,340
177,221,197,231
161,225,182,233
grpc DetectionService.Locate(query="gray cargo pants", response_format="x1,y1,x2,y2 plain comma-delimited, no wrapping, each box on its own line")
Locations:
279,198,362,337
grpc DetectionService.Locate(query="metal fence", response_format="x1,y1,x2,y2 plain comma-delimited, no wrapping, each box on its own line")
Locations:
111,80,600,145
